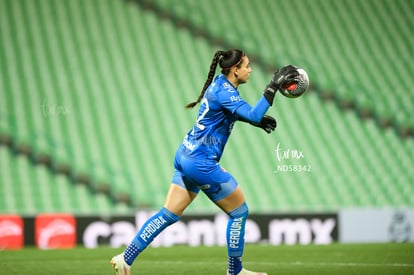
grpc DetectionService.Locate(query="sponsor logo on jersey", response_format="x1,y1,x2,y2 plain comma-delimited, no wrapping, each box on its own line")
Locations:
230,95,242,102
183,137,195,150
183,135,222,151
223,82,236,93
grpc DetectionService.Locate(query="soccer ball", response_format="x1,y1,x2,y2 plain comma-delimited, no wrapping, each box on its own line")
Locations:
280,68,309,98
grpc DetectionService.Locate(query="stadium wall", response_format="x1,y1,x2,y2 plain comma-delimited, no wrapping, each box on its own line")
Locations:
1,209,413,249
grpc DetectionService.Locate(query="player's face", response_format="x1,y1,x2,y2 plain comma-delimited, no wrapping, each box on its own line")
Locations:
235,56,251,84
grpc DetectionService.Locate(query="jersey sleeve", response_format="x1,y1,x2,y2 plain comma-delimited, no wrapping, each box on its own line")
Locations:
216,82,245,113
234,96,270,123
217,81,270,123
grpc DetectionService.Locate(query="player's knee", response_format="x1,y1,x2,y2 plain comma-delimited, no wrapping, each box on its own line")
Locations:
227,202,249,219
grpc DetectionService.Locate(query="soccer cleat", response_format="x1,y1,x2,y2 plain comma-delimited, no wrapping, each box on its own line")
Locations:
110,253,131,275
227,268,268,275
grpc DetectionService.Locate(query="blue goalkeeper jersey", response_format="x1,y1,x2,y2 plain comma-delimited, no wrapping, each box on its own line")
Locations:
181,74,270,161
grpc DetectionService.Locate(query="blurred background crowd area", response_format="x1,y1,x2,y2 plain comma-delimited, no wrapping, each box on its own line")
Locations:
0,0,413,215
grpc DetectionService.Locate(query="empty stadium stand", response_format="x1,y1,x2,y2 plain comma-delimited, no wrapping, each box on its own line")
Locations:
0,0,413,215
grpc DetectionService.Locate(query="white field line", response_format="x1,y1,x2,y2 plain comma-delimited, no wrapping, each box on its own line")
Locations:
139,260,414,268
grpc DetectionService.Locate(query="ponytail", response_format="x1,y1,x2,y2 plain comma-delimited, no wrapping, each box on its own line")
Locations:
185,50,224,109
185,49,245,109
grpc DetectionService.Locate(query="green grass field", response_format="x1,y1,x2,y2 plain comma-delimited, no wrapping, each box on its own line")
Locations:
1,243,413,274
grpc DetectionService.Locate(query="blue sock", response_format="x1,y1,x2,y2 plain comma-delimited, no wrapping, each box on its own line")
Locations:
227,203,248,275
123,207,179,265
229,257,242,275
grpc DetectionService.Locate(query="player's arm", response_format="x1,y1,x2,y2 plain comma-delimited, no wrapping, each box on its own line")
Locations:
226,96,276,133
219,83,270,123
233,65,299,132
231,64,300,122
234,96,270,123
238,114,277,134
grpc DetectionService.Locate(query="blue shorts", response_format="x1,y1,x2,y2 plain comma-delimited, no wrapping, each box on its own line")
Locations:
171,149,238,202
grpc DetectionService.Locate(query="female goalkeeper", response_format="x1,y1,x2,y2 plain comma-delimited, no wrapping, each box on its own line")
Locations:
111,49,298,275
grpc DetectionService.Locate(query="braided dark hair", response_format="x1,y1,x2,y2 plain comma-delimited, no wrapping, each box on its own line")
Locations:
185,49,245,109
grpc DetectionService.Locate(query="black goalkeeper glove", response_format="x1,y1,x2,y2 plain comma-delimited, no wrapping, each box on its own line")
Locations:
263,65,300,105
250,115,277,134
